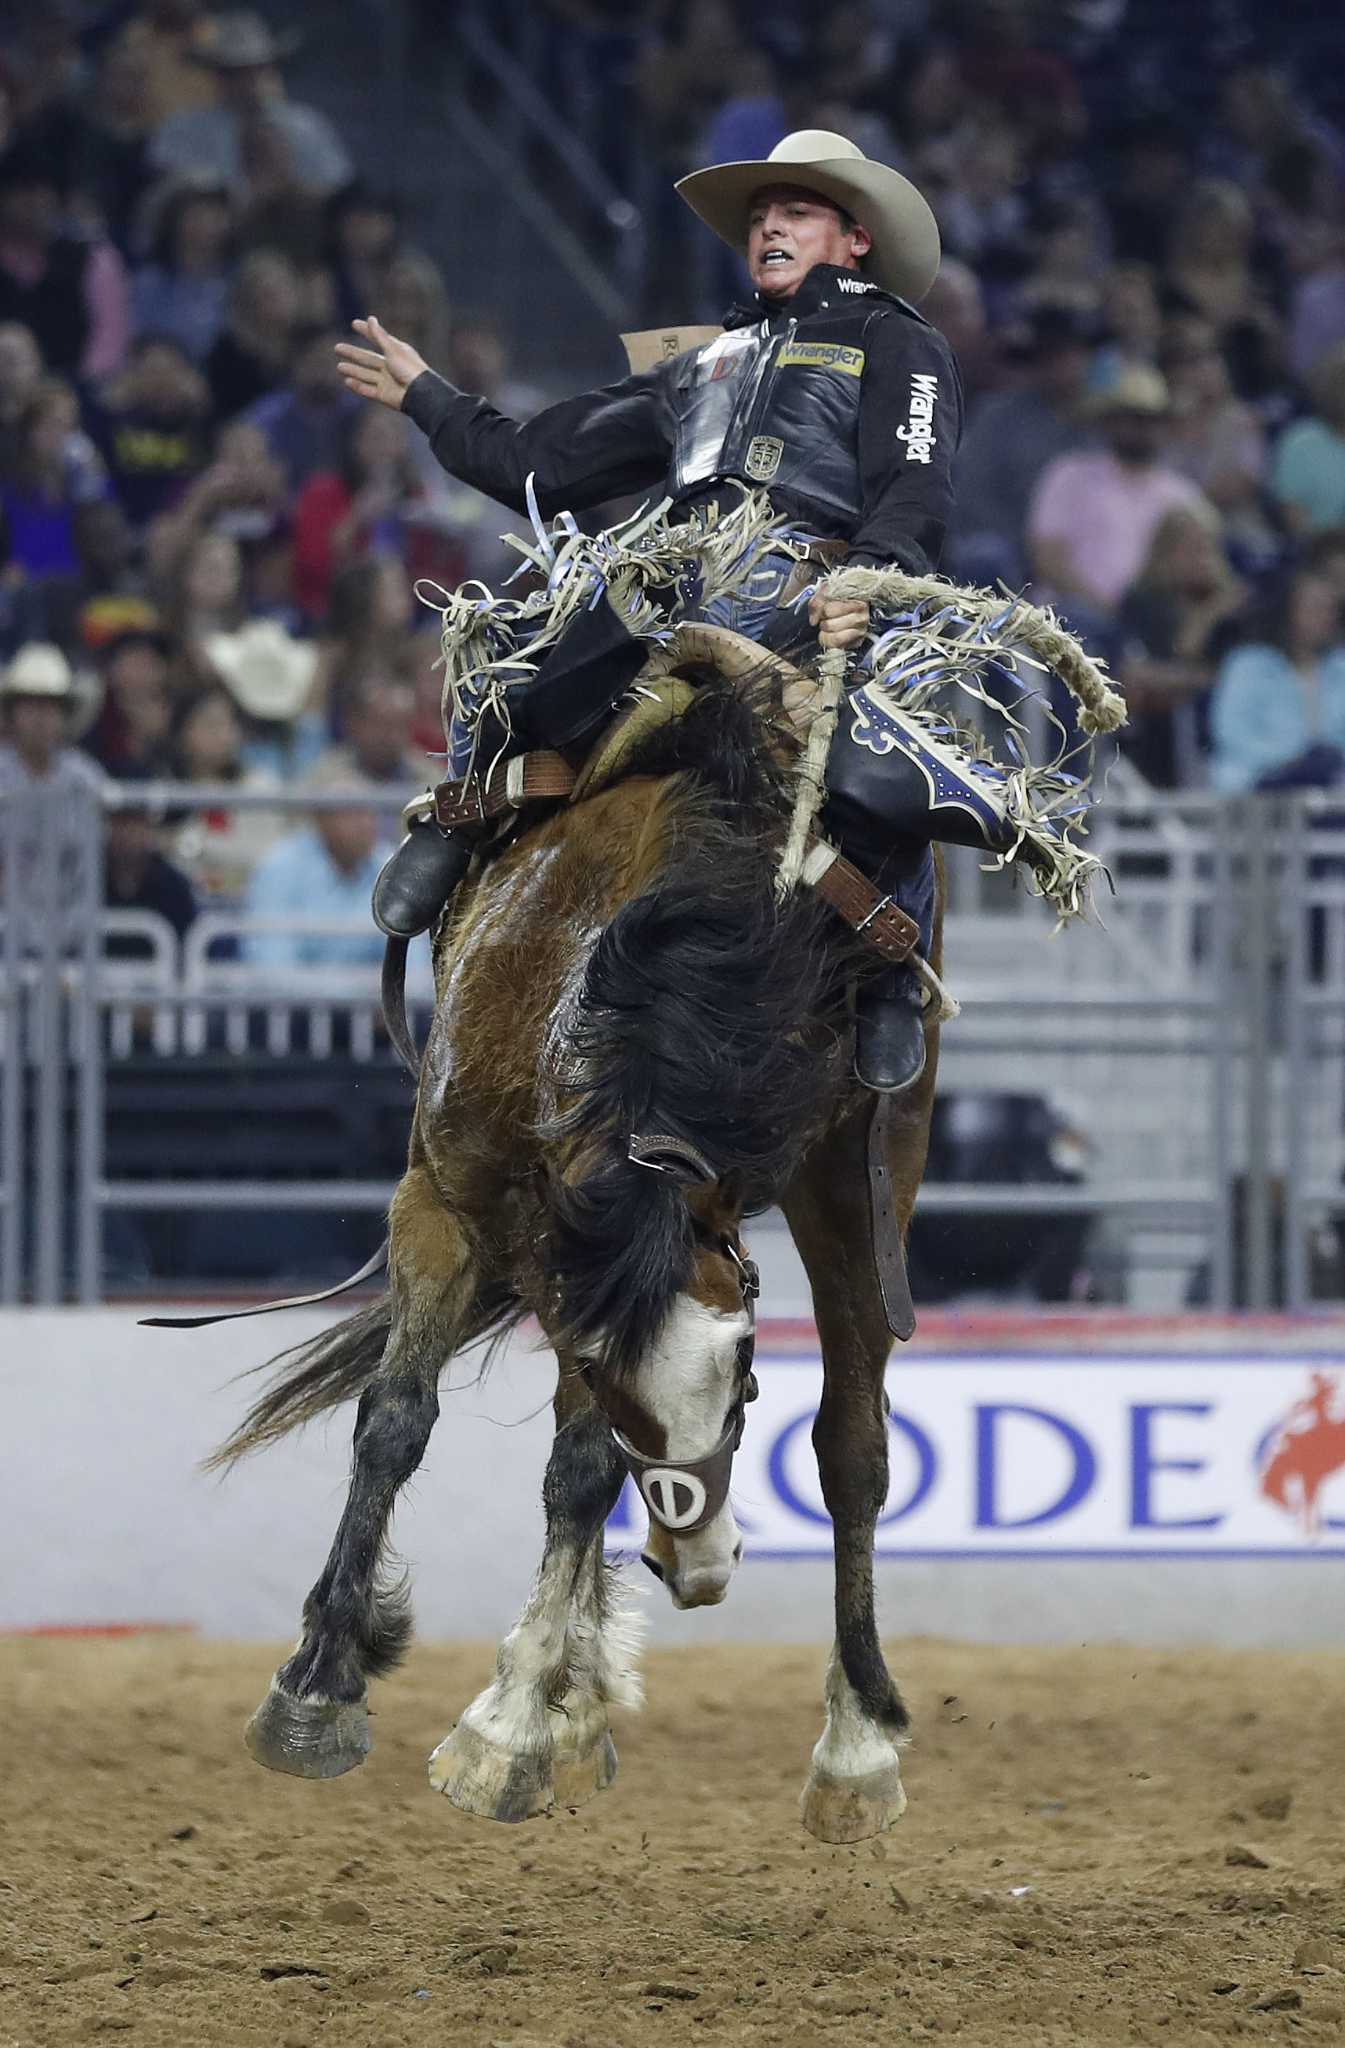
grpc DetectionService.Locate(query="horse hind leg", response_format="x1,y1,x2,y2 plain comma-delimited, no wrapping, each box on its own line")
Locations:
246,1167,480,1779
429,1365,638,1821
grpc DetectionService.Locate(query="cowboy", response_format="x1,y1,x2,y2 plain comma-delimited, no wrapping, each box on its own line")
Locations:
0,641,106,914
339,130,980,1092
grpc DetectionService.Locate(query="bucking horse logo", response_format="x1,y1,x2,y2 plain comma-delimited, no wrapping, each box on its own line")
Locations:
1258,1371,1345,1540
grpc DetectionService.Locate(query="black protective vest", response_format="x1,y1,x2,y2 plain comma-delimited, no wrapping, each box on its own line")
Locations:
662,276,919,531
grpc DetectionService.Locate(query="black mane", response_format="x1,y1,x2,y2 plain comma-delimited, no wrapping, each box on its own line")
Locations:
541,670,854,1375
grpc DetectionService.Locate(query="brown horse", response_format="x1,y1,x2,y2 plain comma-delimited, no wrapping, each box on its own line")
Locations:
216,655,939,1843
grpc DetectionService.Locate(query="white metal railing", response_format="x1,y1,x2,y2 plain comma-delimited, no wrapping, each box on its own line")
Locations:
2,780,1344,1307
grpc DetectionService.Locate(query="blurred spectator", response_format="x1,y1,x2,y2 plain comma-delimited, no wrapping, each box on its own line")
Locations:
131,174,236,363
0,376,108,581
1288,236,1345,387
246,322,356,495
0,640,104,907
1161,317,1274,568
11,500,148,657
291,404,419,619
951,305,1092,587
1164,178,1282,402
1269,343,1345,538
1210,566,1345,792
66,34,159,252
116,0,220,130
89,334,213,527
376,248,451,369
146,416,288,595
149,11,353,201
0,141,131,379
1091,263,1161,387
161,526,246,649
325,181,401,330
103,790,198,954
0,319,42,465
201,615,323,778
1027,366,1208,623
203,246,301,419
408,620,445,760
936,123,1027,279
1115,505,1248,788
1014,197,1103,321
242,756,388,970
167,679,283,899
919,257,992,403
307,675,426,805
86,623,175,777
311,554,416,733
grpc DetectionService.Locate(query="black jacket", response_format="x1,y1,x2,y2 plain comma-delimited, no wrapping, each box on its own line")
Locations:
402,265,962,575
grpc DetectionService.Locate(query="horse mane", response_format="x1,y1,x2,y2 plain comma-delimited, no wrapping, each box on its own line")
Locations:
539,671,854,1377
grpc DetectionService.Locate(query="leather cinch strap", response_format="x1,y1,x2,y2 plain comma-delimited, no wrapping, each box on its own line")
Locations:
429,754,919,964
434,750,576,829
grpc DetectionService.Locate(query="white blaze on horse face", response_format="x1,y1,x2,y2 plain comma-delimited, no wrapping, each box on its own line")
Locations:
633,1292,750,1608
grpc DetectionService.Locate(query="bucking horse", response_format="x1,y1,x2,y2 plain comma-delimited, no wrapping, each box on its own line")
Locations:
190,512,1123,1844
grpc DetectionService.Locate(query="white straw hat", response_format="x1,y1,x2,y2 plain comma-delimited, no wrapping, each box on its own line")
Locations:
676,129,941,304
0,642,104,733
203,620,318,723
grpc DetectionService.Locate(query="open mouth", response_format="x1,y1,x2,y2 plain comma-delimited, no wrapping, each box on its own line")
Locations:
760,248,793,269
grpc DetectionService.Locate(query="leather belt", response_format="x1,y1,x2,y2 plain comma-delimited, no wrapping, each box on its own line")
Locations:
799,840,921,963
429,750,920,964
433,749,576,829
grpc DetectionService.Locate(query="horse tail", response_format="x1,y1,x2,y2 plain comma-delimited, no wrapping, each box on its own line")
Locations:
204,1298,394,1470
542,787,837,1376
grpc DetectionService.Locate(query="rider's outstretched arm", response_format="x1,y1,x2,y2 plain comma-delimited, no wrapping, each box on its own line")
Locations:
336,315,669,517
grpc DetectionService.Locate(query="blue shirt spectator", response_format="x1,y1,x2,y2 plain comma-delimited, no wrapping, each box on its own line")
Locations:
242,785,389,970
1210,569,1345,791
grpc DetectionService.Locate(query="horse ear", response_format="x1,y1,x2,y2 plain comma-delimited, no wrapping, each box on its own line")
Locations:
627,1132,718,1186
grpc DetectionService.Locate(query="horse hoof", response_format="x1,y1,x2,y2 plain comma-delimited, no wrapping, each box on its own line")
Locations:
245,1685,370,1780
427,1721,552,1822
552,1730,618,1810
800,1762,907,1844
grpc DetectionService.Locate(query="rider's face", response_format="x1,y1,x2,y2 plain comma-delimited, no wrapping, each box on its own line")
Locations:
746,186,871,302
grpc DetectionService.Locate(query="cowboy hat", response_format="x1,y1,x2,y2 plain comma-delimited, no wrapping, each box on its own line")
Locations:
0,641,104,734
675,129,941,304
1085,363,1172,417
192,10,301,69
203,620,317,723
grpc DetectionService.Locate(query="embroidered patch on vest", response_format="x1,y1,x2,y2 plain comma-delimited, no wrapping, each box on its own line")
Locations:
744,434,784,481
777,341,865,376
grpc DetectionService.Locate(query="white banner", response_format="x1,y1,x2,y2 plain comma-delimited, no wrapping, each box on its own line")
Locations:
606,1354,1345,1557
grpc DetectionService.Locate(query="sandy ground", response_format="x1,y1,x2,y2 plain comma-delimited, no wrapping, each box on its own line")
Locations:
2,1633,1344,2048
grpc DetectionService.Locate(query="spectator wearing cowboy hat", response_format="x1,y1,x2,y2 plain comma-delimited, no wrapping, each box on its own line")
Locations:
1027,364,1210,626
148,11,353,202
0,640,105,913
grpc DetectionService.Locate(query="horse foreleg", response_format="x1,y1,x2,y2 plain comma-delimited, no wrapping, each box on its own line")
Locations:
429,1365,638,1822
246,1167,477,1779
784,1086,934,1843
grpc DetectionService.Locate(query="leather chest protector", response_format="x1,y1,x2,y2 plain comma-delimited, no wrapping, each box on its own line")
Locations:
665,317,869,529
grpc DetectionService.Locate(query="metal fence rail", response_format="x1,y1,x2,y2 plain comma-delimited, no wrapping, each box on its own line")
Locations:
1,782,1342,1307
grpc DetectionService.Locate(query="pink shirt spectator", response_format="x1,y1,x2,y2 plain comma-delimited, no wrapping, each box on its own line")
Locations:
1028,451,1206,610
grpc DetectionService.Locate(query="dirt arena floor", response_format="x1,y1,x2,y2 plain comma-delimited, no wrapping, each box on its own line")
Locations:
3,1634,1343,2048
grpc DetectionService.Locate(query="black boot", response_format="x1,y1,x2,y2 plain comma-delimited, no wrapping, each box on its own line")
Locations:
855,966,927,1094
372,821,473,939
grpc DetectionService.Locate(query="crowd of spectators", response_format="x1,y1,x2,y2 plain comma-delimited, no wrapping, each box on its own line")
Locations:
0,2,528,967
546,0,1345,797
5,0,1345,977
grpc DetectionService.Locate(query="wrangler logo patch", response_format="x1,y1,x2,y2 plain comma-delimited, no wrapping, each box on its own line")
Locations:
897,372,939,463
777,341,865,377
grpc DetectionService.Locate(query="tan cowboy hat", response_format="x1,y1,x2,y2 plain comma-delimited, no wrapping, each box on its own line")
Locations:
203,620,318,723
193,10,302,69
1085,363,1172,417
0,641,104,734
675,128,941,304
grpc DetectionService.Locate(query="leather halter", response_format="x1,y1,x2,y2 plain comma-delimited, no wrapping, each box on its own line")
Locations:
605,1231,760,1537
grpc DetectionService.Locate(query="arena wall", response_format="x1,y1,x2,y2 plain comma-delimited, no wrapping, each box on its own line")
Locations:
4,1230,1343,1648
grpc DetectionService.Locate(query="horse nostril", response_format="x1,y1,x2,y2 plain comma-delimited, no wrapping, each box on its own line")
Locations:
641,1553,665,1584
732,1540,743,1564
